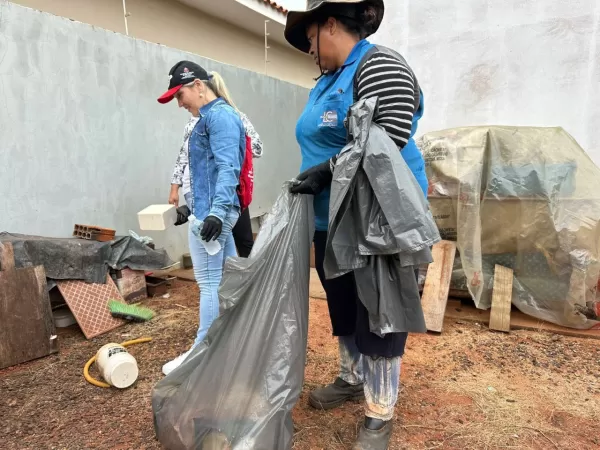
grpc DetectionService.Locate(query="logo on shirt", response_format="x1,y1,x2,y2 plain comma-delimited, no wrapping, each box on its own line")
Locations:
319,110,338,128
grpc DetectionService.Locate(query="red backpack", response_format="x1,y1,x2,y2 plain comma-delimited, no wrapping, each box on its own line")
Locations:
237,135,254,211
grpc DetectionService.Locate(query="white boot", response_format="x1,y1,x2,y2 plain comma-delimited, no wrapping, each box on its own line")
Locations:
162,348,193,376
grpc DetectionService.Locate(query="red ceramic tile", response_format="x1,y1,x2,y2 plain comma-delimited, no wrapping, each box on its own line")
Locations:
57,275,126,339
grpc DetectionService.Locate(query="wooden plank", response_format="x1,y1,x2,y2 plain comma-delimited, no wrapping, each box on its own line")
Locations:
0,265,58,369
420,240,457,333
445,299,600,339
489,265,514,332
0,242,15,271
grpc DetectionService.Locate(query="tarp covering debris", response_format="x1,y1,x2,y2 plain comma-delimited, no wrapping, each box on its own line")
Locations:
419,126,600,329
152,186,313,450
0,233,174,284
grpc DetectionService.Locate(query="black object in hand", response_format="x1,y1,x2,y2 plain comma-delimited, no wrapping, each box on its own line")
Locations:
200,215,223,241
289,159,334,195
174,205,191,226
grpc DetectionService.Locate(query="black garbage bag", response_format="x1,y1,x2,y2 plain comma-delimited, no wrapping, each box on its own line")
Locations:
152,186,314,450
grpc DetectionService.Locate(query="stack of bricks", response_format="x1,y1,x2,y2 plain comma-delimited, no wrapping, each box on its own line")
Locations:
73,224,116,242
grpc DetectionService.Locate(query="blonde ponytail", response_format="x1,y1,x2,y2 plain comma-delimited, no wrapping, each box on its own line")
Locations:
207,72,239,111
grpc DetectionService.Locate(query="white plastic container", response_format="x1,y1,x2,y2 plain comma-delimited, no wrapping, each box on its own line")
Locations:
137,204,177,231
95,343,139,388
53,306,76,328
188,215,221,256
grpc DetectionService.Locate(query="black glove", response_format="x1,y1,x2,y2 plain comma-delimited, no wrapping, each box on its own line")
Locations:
174,205,191,226
289,158,335,195
200,215,223,241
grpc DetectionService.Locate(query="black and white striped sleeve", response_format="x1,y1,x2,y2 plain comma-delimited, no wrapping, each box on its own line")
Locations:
356,52,417,149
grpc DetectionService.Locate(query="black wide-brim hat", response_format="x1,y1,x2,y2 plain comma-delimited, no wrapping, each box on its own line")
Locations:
284,0,384,53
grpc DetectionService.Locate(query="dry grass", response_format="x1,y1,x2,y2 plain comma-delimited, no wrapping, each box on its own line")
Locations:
434,372,560,449
2,287,600,450
291,298,600,450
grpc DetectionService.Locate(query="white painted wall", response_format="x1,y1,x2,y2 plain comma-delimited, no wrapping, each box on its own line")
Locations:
0,3,308,261
372,0,600,165
11,0,317,87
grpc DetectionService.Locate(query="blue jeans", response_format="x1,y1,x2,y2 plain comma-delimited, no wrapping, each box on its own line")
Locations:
185,194,239,347
339,335,402,421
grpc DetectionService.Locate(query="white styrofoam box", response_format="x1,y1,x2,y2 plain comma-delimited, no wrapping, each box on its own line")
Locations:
137,204,177,231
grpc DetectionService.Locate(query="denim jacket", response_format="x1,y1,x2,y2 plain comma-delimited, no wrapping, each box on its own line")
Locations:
189,98,245,222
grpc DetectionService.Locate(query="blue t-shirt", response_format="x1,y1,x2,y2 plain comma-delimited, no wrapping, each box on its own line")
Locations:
295,39,427,231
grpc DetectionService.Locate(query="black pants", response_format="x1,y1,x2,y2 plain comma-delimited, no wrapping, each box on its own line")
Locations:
313,231,408,358
232,208,254,258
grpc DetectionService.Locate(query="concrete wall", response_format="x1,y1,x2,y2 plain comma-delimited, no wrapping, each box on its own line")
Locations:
0,3,309,261
11,0,317,87
373,0,600,165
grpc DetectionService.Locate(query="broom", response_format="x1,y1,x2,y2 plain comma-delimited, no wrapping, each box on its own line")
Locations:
107,299,155,322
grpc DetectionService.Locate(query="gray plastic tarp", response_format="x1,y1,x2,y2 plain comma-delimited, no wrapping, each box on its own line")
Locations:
152,186,314,450
0,232,173,284
419,126,600,328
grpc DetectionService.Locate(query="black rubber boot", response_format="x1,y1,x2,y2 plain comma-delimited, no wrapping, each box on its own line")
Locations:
308,377,364,410
352,417,393,450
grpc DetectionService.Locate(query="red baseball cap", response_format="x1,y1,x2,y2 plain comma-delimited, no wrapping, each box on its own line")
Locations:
157,61,210,104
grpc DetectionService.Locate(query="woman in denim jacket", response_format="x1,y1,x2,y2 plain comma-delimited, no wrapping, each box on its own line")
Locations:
168,105,263,258
157,61,245,375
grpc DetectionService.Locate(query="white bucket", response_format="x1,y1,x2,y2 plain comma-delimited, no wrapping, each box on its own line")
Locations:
95,343,139,388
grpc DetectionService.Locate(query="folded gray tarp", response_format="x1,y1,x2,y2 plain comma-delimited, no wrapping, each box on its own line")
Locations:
325,98,441,336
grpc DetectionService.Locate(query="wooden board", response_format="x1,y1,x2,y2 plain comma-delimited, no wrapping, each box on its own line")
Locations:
0,242,15,271
489,265,514,332
0,263,58,369
420,241,457,333
445,300,600,339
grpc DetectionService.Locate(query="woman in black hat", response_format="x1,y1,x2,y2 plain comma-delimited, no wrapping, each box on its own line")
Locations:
285,1,428,448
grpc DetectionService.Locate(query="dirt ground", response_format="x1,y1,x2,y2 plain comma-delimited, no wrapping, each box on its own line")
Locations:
1,280,599,450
